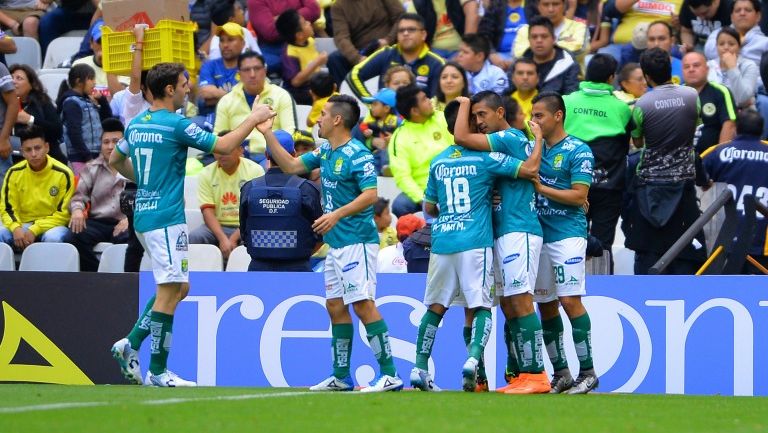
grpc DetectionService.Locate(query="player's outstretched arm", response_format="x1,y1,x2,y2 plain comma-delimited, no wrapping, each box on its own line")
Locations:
535,181,589,207
213,95,277,155
517,120,543,180
312,188,377,235
257,117,308,174
453,96,491,151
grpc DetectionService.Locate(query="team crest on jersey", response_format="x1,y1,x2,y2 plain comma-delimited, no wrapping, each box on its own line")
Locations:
49,186,58,196
433,131,442,141
142,113,151,122
509,12,520,23
417,65,429,76
334,158,343,174
553,154,563,169
176,231,188,251
342,146,354,156
263,98,274,106
449,148,462,158
181,258,188,273
702,102,716,116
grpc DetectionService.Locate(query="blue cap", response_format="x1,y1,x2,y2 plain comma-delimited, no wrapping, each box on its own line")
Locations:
91,19,104,42
362,88,396,107
266,130,295,159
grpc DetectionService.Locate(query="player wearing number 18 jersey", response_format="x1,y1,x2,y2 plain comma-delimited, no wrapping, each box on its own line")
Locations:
530,91,597,394
109,63,276,387
411,101,540,393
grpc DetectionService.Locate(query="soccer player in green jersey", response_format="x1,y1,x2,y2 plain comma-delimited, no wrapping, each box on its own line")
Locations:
452,91,551,394
260,94,402,392
530,91,598,394
109,63,276,387
411,101,543,392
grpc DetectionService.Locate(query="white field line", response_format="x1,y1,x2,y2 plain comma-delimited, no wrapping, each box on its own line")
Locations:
0,390,354,414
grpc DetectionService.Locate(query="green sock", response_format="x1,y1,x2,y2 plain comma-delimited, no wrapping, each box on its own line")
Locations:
569,313,593,370
365,320,396,376
461,326,486,379
127,295,155,350
517,313,545,373
542,315,568,371
504,319,520,377
332,323,353,379
415,311,442,370
148,310,173,375
469,309,492,360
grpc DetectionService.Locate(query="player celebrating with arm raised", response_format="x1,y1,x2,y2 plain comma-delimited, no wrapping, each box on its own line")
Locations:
109,63,276,387
260,94,402,393
411,100,542,393
452,91,550,394
529,91,597,394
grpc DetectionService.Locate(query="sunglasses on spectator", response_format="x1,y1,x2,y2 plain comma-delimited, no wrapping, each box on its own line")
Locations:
398,27,423,34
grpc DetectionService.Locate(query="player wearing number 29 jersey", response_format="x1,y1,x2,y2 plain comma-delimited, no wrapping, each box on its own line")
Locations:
117,109,217,233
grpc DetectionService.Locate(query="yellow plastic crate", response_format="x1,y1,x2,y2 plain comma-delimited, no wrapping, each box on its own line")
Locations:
102,20,197,75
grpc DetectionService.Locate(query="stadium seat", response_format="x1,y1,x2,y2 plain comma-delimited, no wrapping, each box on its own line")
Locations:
97,244,127,273
184,175,200,208
314,37,338,55
94,242,113,253
225,245,250,271
613,246,635,275
42,36,81,69
38,72,69,106
185,208,204,232
19,242,79,271
0,242,15,271
189,244,223,271
377,176,400,204
7,36,42,70
62,29,87,37
296,104,312,128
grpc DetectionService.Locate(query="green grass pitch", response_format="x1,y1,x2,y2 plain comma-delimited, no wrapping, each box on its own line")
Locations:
1,385,766,433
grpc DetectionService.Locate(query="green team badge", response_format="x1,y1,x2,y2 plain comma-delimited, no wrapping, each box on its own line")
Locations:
181,259,189,273
553,154,563,170
334,158,343,174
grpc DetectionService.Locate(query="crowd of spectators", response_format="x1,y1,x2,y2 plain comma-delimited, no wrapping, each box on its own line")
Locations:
2,0,768,275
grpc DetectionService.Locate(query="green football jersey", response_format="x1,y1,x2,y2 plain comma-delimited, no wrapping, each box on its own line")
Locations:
487,128,542,238
299,138,379,248
425,145,524,255
537,135,593,243
116,109,217,233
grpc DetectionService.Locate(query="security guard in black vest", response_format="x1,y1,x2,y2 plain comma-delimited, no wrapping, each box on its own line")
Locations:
239,130,323,271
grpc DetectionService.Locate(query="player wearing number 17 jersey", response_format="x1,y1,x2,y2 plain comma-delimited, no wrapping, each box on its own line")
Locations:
411,101,541,392
530,91,597,394
109,63,276,387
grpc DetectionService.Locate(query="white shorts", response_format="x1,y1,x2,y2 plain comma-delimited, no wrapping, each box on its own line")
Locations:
137,223,189,285
324,243,378,305
425,247,494,309
493,232,543,297
534,237,587,303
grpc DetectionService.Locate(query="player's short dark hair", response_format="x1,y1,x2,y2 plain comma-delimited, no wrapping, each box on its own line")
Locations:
461,33,491,59
210,0,236,26
101,118,125,136
586,54,618,83
532,91,566,123
146,63,186,100
528,16,555,38
275,9,301,45
640,47,671,86
396,84,424,121
471,90,504,111
717,26,742,45
374,197,390,216
327,94,361,130
688,0,714,8
237,50,266,70
16,124,46,144
443,100,461,135
736,109,764,136
731,0,760,14
647,20,673,37
501,95,521,126
309,72,335,97
512,57,537,73
398,13,425,29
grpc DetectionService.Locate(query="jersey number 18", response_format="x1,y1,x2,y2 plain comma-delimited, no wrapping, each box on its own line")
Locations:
443,178,471,214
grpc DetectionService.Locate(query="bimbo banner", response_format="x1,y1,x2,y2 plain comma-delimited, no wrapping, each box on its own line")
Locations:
139,273,768,395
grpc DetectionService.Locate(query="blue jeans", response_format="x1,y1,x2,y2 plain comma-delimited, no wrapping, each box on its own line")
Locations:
0,223,72,246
